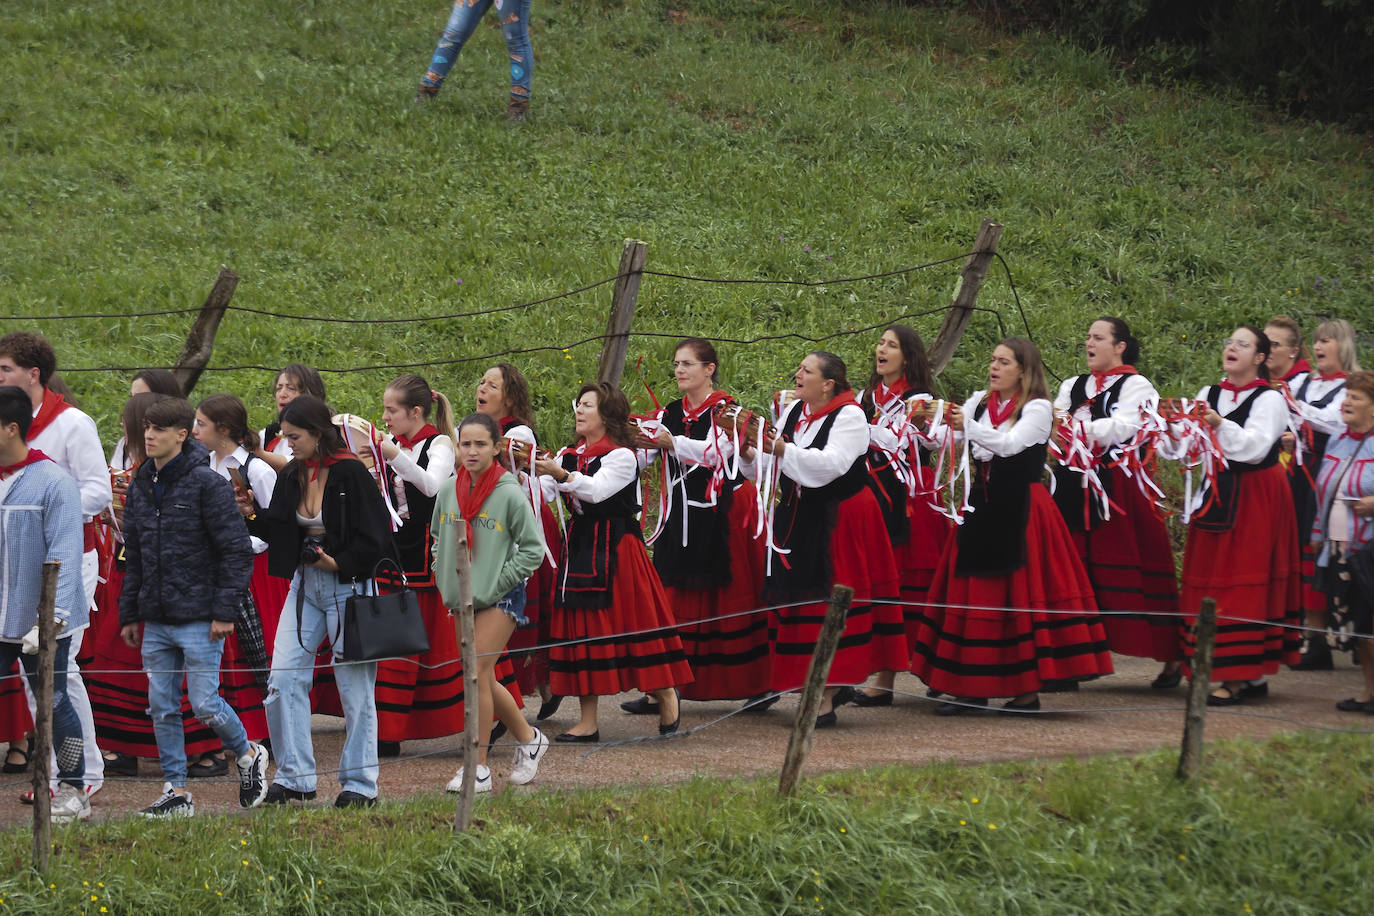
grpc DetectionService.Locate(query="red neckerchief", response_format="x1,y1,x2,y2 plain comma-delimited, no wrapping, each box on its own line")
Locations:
1090,364,1137,387
1219,378,1268,394
454,462,506,553
984,392,1019,427
1342,428,1371,442
871,377,909,409
1283,360,1311,382
1314,371,1349,383
26,389,72,442
393,424,439,450
570,435,619,472
499,416,521,434
681,390,733,425
302,448,354,481
796,390,860,433
0,448,52,480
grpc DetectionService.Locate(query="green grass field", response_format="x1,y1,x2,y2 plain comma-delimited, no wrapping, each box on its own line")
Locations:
2,732,1372,913
2,0,1370,446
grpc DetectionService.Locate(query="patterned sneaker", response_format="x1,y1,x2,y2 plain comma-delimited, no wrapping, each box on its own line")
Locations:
237,742,269,809
445,765,492,794
508,728,548,786
506,97,529,122
416,82,439,105
50,784,91,824
141,783,193,818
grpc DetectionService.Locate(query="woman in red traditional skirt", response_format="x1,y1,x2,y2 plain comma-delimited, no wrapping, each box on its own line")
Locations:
1170,326,1301,706
532,382,691,742
475,363,564,720
911,338,1113,714
1052,318,1183,688
623,338,768,716
187,394,284,774
738,352,907,727
850,325,951,707
1280,319,1359,670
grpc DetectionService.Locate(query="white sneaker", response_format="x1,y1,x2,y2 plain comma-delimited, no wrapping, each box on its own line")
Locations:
237,742,270,809
508,727,549,786
445,765,491,794
50,784,91,824
141,782,194,818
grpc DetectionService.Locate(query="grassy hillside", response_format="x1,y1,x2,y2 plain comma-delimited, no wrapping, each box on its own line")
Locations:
2,0,1369,445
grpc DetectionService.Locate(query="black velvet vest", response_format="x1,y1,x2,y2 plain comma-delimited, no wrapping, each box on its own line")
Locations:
1051,374,1129,532
955,399,1048,578
557,450,642,610
1192,386,1280,532
651,398,739,590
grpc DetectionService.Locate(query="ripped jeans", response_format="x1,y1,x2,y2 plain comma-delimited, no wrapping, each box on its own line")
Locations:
422,0,533,99
141,621,250,788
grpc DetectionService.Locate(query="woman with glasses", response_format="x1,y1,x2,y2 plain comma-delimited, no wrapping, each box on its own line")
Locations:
1169,327,1300,706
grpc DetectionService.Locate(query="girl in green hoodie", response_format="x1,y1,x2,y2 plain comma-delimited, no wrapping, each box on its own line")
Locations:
430,413,548,792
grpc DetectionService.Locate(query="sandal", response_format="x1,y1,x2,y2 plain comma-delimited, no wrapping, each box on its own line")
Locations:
1206,686,1245,707
3,739,31,774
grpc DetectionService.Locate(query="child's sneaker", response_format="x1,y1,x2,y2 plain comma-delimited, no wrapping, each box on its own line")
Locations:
237,742,269,809
140,782,193,818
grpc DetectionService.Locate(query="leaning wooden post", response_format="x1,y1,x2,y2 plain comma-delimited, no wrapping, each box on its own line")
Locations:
32,561,60,872
927,219,1005,377
452,525,479,833
778,585,854,797
596,240,648,388
171,266,239,397
1177,597,1218,781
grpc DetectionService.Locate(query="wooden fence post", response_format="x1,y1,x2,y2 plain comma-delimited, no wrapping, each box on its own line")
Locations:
453,526,479,833
927,219,1004,376
171,266,239,397
596,240,648,388
31,561,59,872
778,585,854,797
1177,597,1218,781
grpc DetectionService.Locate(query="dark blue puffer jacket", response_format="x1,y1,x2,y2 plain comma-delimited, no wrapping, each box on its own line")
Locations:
118,438,253,625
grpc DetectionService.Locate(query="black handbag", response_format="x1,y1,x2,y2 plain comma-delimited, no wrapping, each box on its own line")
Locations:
340,558,430,662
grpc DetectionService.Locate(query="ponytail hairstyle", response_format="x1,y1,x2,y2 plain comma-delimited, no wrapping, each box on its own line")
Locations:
674,337,720,384
197,393,261,452
1093,316,1141,366
861,324,935,415
1235,325,1273,380
998,337,1050,420
491,363,534,431
577,382,634,448
387,373,455,442
278,395,349,486
120,392,168,467
808,351,853,395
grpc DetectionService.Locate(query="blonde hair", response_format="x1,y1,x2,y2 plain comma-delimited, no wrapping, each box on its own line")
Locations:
1314,319,1362,373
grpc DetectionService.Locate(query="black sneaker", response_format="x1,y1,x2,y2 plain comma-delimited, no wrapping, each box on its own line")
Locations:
237,742,269,809
141,783,194,818
334,791,377,809
263,784,316,806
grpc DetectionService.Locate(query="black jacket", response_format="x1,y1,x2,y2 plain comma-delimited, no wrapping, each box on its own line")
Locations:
118,438,254,625
263,457,398,582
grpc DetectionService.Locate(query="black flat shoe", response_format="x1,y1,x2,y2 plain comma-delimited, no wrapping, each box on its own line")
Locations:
1239,680,1269,700
187,754,228,778
377,740,402,758
263,784,317,805
934,698,988,716
536,694,565,721
1000,697,1041,714
1335,697,1373,713
555,731,600,743
334,791,378,809
658,716,680,736
739,693,779,714
620,695,660,716
1206,687,1244,707
1150,670,1183,690
830,686,857,708
1041,680,1080,693
815,711,837,728
852,690,893,708
101,751,138,777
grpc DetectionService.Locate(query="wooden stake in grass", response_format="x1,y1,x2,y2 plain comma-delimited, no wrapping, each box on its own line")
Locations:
928,219,1004,377
31,561,59,873
596,239,648,388
452,524,479,833
171,265,239,398
778,585,854,798
1177,597,1218,782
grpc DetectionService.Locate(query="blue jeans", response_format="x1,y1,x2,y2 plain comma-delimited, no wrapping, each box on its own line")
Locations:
0,637,83,789
266,566,378,798
422,0,533,98
141,621,250,788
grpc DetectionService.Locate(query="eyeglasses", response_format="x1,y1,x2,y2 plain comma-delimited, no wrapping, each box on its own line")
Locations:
1223,339,1255,350
672,361,701,369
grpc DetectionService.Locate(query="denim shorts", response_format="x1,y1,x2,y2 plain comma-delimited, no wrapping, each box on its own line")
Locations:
492,582,529,627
